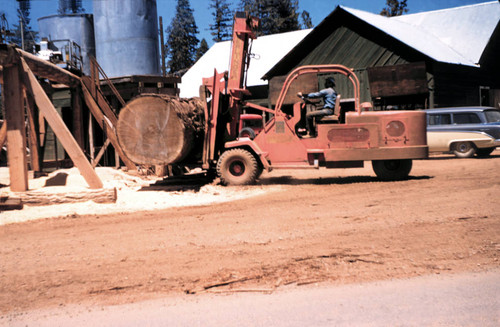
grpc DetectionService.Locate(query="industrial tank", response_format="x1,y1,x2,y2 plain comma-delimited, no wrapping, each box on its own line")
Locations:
37,14,95,76
93,0,160,78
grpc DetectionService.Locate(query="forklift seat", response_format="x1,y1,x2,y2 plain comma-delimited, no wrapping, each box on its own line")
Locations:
317,94,341,123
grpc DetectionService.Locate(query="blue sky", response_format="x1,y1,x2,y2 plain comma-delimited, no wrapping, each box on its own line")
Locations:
0,0,491,46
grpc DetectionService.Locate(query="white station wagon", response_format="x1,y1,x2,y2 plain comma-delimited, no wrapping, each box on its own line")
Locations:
426,107,500,158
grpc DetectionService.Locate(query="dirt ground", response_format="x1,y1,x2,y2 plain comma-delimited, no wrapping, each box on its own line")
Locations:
0,153,499,315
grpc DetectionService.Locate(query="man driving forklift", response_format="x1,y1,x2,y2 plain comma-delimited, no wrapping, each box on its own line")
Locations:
297,77,337,137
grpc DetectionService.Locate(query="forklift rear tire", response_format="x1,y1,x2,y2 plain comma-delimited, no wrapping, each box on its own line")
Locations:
372,159,412,181
217,148,259,186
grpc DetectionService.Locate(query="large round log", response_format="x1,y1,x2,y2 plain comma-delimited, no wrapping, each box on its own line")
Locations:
117,95,204,166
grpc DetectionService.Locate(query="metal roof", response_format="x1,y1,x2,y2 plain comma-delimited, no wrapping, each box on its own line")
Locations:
342,1,500,67
181,2,499,98
391,1,500,66
179,29,311,98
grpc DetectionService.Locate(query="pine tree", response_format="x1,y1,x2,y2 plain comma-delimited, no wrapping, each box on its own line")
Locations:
58,0,84,14
12,0,38,52
380,0,408,17
239,0,259,17
300,10,313,29
209,0,233,42
165,0,200,75
195,38,209,61
238,0,300,35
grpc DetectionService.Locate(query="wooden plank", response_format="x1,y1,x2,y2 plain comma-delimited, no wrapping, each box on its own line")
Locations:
19,57,103,189
0,197,23,211
18,187,116,206
81,82,137,170
3,64,29,192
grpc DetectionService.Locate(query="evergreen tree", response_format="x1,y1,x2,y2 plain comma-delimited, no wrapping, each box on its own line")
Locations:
58,0,84,14
238,0,300,35
165,0,199,75
380,0,408,17
300,10,313,29
209,0,233,42
12,0,37,52
195,38,209,61
239,0,259,18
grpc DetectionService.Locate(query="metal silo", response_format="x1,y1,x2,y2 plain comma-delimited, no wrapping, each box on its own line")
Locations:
37,14,95,76
93,0,160,78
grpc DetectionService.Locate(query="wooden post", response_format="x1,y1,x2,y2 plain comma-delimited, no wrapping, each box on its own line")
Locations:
71,87,85,149
88,111,95,165
3,63,29,191
0,120,7,148
19,57,103,189
25,91,42,172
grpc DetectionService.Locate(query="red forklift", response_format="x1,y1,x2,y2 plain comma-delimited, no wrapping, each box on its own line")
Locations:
200,12,428,185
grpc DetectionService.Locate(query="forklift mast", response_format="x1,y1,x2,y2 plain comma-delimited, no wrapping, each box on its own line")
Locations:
201,12,259,168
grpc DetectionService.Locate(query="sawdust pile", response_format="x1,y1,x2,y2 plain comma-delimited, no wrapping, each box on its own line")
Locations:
0,167,278,226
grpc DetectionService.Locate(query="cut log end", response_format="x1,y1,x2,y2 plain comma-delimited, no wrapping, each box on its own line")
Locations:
117,95,204,166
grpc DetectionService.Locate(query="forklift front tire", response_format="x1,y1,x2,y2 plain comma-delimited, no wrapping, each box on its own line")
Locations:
217,148,259,186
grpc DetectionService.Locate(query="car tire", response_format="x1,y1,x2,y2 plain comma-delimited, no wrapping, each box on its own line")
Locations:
217,148,259,186
452,141,476,158
475,147,496,157
372,159,412,181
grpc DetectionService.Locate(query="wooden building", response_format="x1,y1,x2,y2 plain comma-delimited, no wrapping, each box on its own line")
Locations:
263,2,500,110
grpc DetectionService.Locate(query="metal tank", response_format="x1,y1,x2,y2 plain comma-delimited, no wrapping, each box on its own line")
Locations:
37,14,95,76
93,0,160,78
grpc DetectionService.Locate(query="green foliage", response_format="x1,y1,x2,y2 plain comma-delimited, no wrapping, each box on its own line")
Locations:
238,0,301,35
165,0,200,75
209,0,233,42
300,10,313,29
380,0,408,17
58,0,85,14
195,38,209,61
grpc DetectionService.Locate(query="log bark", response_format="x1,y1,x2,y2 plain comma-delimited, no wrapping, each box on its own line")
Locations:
17,187,117,206
117,95,204,166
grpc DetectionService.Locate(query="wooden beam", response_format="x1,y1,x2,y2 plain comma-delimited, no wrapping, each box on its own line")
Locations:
2,63,29,192
82,76,119,125
15,48,81,87
93,139,111,168
81,81,137,170
19,57,103,189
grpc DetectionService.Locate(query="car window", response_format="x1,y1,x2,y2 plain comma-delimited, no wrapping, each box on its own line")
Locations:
484,110,500,123
453,113,481,124
428,114,451,125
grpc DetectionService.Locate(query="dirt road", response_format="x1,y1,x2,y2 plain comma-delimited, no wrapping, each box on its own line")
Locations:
1,154,499,315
